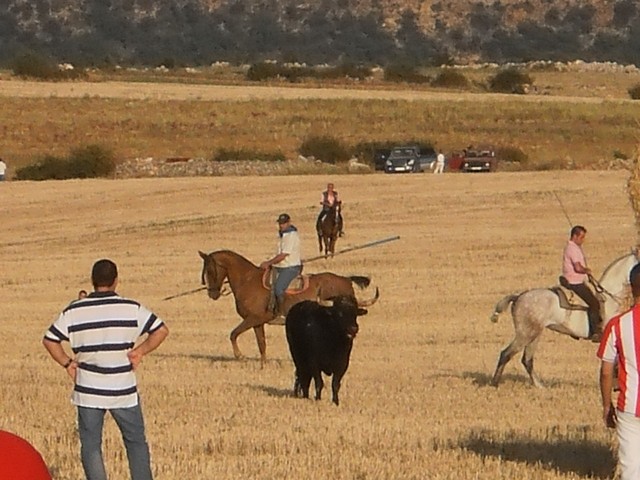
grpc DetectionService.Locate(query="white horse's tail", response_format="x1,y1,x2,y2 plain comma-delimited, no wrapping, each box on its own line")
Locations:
490,293,522,323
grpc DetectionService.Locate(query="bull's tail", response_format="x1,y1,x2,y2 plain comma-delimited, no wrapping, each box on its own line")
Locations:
490,293,522,323
349,275,371,289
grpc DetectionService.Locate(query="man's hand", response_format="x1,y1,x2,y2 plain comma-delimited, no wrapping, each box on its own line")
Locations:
259,261,270,270
604,403,617,428
65,361,78,381
127,324,169,370
128,349,144,370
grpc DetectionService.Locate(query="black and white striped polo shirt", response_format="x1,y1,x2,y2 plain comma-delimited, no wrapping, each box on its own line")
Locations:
44,291,165,409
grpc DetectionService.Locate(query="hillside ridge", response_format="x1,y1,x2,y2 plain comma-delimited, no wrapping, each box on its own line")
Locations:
3,0,638,65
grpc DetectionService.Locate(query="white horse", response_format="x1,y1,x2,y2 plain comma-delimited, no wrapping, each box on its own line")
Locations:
490,251,638,387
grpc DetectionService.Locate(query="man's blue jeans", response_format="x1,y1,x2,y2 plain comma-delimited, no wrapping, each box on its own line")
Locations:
78,403,152,480
274,265,302,301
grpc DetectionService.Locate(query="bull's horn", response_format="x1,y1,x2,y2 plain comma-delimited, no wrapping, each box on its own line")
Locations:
358,287,379,307
318,298,334,307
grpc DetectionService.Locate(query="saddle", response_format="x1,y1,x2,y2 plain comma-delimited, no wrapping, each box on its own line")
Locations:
551,285,588,311
551,276,602,312
262,269,311,294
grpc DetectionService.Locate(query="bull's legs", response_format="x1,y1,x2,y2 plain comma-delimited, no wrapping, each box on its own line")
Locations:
521,335,543,388
298,371,312,399
331,374,343,406
293,373,303,397
230,319,253,359
252,324,267,367
313,372,324,400
318,234,323,253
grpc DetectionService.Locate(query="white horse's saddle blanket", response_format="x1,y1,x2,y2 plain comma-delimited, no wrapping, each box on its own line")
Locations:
551,285,589,311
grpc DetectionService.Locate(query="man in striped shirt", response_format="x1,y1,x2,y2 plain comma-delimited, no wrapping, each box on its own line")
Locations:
43,259,169,480
598,262,640,480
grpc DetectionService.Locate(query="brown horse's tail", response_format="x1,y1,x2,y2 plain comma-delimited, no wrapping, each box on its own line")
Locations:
490,293,522,323
349,276,371,289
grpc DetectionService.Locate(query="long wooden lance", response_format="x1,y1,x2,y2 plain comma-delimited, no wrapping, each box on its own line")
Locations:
162,286,207,301
302,235,400,264
163,235,400,300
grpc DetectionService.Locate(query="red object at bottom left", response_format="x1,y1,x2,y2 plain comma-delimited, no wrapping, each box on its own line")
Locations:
0,430,52,480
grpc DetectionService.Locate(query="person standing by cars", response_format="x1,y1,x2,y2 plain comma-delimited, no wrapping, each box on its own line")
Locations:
260,213,302,315
598,262,640,480
42,259,169,480
434,151,445,174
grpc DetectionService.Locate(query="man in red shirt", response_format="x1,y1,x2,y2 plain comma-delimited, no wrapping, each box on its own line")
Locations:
598,262,640,480
562,225,602,341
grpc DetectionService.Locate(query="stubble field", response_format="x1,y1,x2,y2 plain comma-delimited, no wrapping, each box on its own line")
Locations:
0,170,635,479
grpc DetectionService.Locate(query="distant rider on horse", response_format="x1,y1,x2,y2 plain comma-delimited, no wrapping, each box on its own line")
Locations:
316,182,344,237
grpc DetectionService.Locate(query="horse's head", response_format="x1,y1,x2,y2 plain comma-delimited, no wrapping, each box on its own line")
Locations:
199,250,227,300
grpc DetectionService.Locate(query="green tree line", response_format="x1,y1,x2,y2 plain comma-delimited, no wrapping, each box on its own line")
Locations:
1,0,640,67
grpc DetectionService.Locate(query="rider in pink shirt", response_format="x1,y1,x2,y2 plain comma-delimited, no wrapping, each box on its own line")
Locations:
562,225,602,341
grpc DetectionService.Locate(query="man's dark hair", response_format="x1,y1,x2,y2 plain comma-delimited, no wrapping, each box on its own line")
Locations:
91,259,118,288
570,225,586,238
630,263,640,297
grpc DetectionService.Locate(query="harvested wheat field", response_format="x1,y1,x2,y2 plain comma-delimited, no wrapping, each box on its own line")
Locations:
0,170,634,479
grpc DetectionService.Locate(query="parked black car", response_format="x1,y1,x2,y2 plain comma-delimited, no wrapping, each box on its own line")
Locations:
373,149,391,171
384,146,437,173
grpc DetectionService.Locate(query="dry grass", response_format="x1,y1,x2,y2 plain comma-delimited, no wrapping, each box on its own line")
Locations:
1,69,640,175
0,171,633,479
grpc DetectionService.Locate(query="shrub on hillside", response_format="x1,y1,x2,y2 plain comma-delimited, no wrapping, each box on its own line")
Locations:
496,146,528,163
351,141,398,166
212,148,285,162
431,69,468,88
15,155,69,181
66,145,116,178
246,62,311,82
246,62,284,81
299,135,350,164
383,64,429,84
613,149,629,160
325,63,371,80
11,52,84,80
628,84,640,100
12,53,60,80
15,145,116,181
488,69,533,94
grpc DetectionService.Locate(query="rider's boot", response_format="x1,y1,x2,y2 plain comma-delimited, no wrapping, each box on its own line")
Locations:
589,314,603,343
268,297,286,325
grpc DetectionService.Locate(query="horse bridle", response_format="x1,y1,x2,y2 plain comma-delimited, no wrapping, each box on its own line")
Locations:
589,247,640,307
200,255,230,296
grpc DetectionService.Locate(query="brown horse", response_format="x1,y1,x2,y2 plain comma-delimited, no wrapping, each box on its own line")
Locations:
317,203,341,258
198,249,378,364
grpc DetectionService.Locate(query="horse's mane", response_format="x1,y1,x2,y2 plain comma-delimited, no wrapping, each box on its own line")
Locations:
213,249,259,269
599,251,636,280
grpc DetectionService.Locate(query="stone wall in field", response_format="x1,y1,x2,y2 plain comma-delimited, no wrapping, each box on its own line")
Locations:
114,156,369,178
